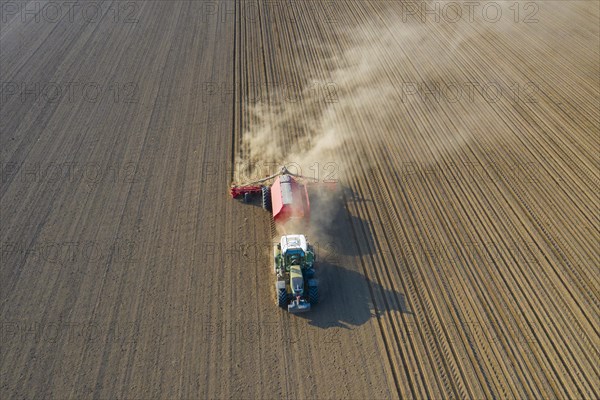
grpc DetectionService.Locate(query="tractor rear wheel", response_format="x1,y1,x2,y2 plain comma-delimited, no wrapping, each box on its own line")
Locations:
243,192,251,203
261,186,272,211
309,286,319,305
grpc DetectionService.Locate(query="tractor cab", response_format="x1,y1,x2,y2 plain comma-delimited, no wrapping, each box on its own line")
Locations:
280,234,314,272
285,249,304,269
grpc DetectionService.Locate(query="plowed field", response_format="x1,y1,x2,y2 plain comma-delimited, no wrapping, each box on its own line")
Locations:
1,1,598,399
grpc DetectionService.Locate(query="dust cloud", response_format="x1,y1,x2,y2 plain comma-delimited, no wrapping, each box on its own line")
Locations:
235,6,515,184
236,4,524,239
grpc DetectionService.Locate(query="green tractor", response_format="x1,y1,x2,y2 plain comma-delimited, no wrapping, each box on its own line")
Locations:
273,234,318,313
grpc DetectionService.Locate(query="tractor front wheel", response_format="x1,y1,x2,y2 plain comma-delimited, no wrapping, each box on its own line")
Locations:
277,288,288,308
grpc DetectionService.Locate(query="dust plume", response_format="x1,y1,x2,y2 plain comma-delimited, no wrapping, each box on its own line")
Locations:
237,2,530,239
236,5,521,182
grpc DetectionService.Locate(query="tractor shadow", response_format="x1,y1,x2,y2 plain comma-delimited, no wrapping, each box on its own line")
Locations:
297,260,411,329
297,187,411,329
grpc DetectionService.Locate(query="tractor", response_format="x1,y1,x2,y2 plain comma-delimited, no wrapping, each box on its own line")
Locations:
273,234,318,313
230,166,333,312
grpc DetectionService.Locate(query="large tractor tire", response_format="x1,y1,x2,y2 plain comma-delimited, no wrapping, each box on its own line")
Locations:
309,285,319,305
277,288,288,308
243,192,251,203
261,186,272,211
